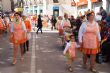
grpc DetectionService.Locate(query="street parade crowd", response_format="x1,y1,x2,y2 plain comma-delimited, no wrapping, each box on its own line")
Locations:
0,6,110,73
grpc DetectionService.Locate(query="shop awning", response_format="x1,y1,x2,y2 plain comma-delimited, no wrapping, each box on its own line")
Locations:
90,0,98,3
77,0,88,6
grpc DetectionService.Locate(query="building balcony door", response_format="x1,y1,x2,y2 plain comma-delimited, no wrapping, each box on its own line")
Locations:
53,6,59,17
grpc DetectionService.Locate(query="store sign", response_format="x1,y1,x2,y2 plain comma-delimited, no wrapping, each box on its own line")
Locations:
53,6,59,10
77,0,88,6
91,0,98,3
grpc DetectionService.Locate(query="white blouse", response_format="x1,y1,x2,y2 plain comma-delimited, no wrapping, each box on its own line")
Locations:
10,19,27,32
78,21,101,43
63,42,80,55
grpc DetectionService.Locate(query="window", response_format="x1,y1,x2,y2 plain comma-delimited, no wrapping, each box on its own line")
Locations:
40,10,43,13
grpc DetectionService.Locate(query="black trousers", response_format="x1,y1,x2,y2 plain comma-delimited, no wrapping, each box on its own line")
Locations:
23,40,29,54
37,27,42,34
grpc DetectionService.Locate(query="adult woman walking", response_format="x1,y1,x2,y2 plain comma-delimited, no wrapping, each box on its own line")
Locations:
78,12,101,73
10,12,27,65
36,15,43,34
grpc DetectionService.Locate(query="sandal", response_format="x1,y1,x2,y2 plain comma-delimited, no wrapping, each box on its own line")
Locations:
12,60,17,65
21,57,24,62
90,68,99,73
68,66,73,72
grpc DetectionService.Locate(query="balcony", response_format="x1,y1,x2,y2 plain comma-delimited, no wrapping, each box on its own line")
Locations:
53,0,59,3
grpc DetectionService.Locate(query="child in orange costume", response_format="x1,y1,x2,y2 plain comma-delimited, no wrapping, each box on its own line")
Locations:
63,35,79,72
23,17,31,53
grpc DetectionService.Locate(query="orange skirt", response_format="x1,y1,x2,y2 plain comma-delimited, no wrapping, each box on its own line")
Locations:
81,48,100,55
0,26,5,30
59,29,64,35
10,34,27,45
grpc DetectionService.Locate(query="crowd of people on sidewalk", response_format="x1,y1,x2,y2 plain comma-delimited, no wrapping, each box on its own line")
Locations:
53,7,110,73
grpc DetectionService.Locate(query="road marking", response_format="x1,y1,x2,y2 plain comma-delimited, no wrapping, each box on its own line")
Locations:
37,69,42,73
22,72,29,73
30,33,36,73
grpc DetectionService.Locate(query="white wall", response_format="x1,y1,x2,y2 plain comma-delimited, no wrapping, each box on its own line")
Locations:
47,4,53,16
2,0,11,12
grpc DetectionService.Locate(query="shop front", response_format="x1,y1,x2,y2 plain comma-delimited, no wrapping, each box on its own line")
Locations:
92,0,102,14
77,0,88,16
53,6,59,17
107,0,110,13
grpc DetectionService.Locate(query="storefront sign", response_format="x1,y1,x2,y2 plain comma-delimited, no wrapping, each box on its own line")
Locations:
91,0,98,3
77,0,88,6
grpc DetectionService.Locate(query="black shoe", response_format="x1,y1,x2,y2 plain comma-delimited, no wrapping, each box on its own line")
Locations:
36,32,38,34
68,67,73,72
27,48,29,51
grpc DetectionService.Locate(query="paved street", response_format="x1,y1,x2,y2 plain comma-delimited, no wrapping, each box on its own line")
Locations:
0,30,110,73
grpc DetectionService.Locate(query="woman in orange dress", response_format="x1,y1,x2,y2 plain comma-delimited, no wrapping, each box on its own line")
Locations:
10,12,27,65
56,16,63,36
3,15,10,31
62,13,71,45
78,12,101,73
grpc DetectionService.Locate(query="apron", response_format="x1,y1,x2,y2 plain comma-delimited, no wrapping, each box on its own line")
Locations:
83,22,98,49
63,20,70,28
67,42,76,58
12,21,27,45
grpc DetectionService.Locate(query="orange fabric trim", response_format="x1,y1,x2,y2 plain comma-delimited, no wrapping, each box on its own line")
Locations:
24,20,31,32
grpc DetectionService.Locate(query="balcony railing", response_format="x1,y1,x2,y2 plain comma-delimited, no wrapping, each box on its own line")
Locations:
53,0,59,3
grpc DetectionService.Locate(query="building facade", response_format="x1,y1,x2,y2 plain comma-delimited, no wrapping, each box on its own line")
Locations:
23,0,110,17
0,0,11,12
75,0,110,16
0,0,20,12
